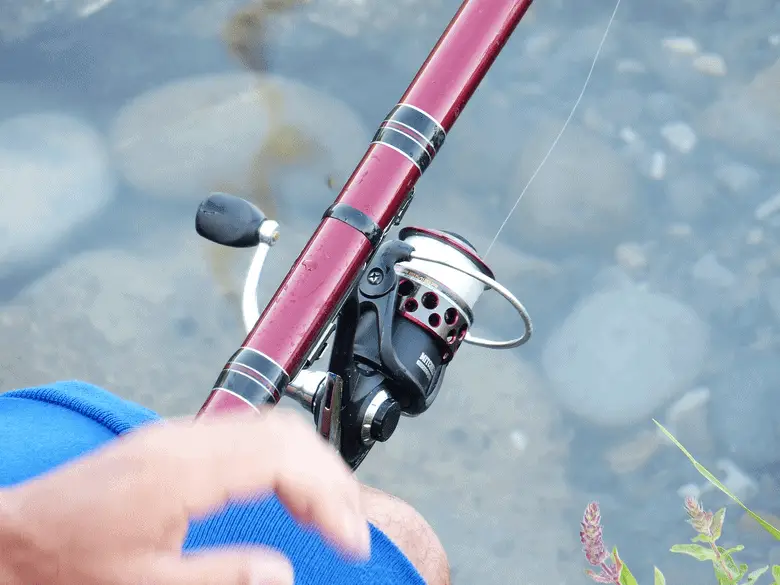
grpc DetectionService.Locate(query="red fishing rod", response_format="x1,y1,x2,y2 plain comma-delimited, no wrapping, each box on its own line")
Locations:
194,0,535,469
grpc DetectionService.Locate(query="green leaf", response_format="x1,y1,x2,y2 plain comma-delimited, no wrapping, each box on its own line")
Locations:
654,420,780,540
618,558,638,585
722,545,745,555
716,575,734,585
670,543,717,561
771,565,780,585
713,556,742,585
724,555,747,583
612,548,639,585
711,508,726,541
747,566,770,585
739,564,750,580
693,533,713,543
654,567,666,585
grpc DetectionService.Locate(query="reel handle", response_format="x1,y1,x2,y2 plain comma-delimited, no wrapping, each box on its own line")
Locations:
196,192,275,248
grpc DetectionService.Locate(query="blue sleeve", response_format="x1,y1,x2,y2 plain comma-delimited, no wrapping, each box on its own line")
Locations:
0,381,425,585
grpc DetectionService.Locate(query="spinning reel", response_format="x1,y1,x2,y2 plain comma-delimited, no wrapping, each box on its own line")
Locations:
196,192,533,470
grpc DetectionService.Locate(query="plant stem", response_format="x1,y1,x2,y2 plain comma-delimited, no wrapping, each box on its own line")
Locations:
707,534,734,581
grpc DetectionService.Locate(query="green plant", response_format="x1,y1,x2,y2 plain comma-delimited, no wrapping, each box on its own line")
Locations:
579,420,780,585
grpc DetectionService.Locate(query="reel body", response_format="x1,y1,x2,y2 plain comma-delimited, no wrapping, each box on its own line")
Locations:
195,192,532,470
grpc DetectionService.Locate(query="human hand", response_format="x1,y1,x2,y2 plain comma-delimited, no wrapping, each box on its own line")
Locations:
0,409,370,585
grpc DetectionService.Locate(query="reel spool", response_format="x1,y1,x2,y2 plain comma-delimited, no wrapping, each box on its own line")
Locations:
396,227,532,355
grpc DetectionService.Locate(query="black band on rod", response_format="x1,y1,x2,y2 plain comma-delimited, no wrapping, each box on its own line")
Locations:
371,104,446,173
213,347,290,405
324,203,383,247
385,103,446,153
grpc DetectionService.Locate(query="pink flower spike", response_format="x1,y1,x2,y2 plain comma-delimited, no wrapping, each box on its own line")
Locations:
580,502,608,566
683,496,713,535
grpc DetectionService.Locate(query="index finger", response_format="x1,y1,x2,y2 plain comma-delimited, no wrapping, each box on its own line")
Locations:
124,410,370,558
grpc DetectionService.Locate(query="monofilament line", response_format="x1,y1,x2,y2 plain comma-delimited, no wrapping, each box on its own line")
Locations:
484,0,623,258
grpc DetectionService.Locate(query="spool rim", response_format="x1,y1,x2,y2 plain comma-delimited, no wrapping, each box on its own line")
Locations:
398,226,495,280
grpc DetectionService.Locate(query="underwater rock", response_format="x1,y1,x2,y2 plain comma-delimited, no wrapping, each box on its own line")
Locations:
660,121,698,154
699,57,780,164
508,118,638,248
709,353,780,469
110,72,368,217
663,386,713,455
605,386,713,474
0,112,115,278
605,387,714,474
0,226,243,415
604,429,663,475
691,253,737,289
542,284,710,428
614,241,648,271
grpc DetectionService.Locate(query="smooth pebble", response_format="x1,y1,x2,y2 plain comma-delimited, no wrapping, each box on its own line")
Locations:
0,112,115,277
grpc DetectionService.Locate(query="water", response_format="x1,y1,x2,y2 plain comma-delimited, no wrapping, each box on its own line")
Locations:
2,0,780,583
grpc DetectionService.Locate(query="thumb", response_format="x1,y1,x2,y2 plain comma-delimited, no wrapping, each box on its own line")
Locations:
150,549,294,585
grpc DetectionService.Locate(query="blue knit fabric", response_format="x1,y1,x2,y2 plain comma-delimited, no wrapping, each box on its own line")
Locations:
0,381,425,585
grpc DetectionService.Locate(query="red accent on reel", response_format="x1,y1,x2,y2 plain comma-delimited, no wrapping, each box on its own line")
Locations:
400,226,494,279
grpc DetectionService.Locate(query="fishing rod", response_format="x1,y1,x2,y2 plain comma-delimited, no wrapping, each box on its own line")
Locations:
194,0,535,470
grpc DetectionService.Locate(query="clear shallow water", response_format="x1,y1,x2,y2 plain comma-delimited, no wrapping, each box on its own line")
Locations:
1,1,780,583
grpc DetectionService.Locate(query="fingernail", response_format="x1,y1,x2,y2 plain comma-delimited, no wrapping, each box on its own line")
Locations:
251,555,294,585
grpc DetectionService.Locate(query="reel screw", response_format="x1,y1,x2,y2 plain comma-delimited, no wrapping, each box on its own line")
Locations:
367,268,383,285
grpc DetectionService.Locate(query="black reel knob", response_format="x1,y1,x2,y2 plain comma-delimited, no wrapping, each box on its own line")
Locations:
369,397,401,442
195,192,266,248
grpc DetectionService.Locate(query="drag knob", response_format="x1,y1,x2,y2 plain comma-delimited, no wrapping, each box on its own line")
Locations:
369,397,401,442
195,192,266,248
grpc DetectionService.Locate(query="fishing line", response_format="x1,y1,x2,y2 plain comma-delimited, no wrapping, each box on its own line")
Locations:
484,0,623,257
